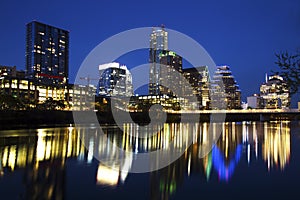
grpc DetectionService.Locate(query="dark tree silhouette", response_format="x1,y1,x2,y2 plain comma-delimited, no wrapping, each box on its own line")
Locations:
0,94,24,110
274,51,300,96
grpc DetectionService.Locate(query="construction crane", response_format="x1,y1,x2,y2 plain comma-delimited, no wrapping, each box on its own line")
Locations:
79,75,98,86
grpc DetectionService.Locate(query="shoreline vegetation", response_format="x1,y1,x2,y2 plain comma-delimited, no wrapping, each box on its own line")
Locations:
0,110,300,130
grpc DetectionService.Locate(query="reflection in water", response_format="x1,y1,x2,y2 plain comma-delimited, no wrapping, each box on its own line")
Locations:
262,122,290,170
0,127,85,199
0,121,292,199
212,144,242,181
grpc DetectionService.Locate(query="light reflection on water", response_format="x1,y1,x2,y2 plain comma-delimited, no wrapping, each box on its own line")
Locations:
0,121,296,199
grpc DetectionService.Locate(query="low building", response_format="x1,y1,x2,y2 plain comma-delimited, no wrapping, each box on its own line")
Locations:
247,94,263,109
0,65,69,109
0,76,69,102
69,83,96,111
128,95,184,112
0,76,37,100
0,65,17,77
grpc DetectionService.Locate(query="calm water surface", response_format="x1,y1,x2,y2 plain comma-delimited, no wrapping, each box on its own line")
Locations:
0,121,299,200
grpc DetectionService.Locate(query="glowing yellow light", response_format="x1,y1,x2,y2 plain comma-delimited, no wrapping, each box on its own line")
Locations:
16,146,27,168
8,146,16,171
96,165,119,186
45,140,51,160
36,135,46,162
2,147,8,167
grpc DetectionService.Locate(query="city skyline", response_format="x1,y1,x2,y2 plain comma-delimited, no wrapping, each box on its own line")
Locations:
0,20,295,110
0,0,300,103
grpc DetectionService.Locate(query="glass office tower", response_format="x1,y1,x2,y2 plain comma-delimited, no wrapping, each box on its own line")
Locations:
158,50,183,96
26,21,69,87
149,26,168,95
97,62,133,97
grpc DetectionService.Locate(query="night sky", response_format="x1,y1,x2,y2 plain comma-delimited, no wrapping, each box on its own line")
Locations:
0,0,299,103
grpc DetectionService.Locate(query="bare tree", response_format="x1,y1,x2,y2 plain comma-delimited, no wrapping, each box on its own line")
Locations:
274,51,300,95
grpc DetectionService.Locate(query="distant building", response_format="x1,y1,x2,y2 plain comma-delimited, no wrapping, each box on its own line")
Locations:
241,102,248,110
149,26,168,95
0,65,25,79
183,66,210,109
69,83,97,110
97,62,133,97
0,65,17,77
128,95,184,112
26,21,69,87
247,94,263,109
210,66,241,109
260,74,290,109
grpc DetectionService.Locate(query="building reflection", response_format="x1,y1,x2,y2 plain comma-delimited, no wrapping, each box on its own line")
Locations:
0,127,85,199
262,122,290,170
147,121,291,199
0,121,291,199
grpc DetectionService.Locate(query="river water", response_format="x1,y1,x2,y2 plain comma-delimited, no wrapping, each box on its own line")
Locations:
0,121,299,199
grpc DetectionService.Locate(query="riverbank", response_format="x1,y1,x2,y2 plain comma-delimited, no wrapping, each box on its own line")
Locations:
0,110,299,130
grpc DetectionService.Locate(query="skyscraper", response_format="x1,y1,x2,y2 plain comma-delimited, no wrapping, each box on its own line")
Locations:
158,50,183,96
26,21,69,87
183,66,210,109
97,62,133,97
149,26,168,95
260,74,290,108
211,66,241,109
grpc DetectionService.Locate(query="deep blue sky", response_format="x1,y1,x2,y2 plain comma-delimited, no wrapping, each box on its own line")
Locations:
0,0,300,102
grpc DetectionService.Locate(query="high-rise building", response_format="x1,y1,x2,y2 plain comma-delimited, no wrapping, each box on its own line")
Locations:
97,62,133,97
26,21,69,87
260,74,290,108
158,50,183,96
183,66,210,109
211,66,241,109
149,26,168,95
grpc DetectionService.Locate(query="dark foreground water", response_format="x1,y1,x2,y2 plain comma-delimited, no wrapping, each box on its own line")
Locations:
0,121,299,200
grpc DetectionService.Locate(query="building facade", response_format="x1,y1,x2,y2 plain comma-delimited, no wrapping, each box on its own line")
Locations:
149,26,168,95
0,76,69,103
183,66,210,109
69,83,97,110
97,62,133,97
26,21,69,87
158,50,183,97
0,64,69,108
0,65,17,77
260,74,290,109
210,66,241,109
247,94,264,109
